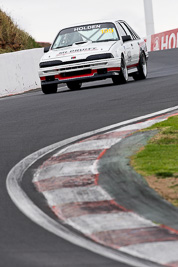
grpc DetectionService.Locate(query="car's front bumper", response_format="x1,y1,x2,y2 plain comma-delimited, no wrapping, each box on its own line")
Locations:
39,57,121,84
40,68,121,85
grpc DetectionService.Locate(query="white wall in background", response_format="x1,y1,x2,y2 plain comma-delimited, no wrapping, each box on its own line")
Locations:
0,48,43,97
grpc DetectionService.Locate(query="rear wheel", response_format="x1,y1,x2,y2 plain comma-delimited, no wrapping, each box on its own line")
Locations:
67,82,82,91
112,56,128,85
133,52,147,81
41,84,57,94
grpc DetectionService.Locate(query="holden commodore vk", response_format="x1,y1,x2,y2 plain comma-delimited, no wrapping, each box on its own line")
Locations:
39,20,148,94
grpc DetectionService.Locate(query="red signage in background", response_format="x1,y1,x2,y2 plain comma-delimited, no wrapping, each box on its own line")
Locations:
151,28,178,51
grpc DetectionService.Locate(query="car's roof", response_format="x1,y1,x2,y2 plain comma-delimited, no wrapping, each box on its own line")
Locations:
60,19,125,29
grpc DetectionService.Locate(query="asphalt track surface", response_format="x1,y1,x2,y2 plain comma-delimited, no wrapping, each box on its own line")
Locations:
1,48,178,267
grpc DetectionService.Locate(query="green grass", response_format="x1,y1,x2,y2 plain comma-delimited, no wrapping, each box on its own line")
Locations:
148,115,178,131
132,116,178,178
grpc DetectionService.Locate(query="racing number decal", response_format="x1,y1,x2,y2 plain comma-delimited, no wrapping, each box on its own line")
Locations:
101,28,114,34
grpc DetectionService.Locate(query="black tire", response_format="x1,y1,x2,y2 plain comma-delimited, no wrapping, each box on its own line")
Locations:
66,82,82,91
133,52,147,81
112,56,128,85
41,84,57,94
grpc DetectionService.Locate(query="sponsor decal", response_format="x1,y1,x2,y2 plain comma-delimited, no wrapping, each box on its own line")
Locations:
151,28,178,51
60,23,115,35
153,37,160,51
74,25,101,31
101,28,114,34
57,47,98,56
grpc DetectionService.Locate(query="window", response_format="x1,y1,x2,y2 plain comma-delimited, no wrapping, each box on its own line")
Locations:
117,23,127,37
120,21,140,40
120,22,132,37
52,23,119,49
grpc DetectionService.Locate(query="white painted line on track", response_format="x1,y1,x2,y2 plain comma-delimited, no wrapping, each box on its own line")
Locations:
110,118,166,132
120,240,178,264
6,105,178,267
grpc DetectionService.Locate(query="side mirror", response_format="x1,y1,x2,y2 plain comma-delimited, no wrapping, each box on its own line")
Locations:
44,46,50,53
122,35,132,42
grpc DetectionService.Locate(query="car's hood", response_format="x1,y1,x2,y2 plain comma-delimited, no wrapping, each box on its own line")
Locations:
41,41,117,62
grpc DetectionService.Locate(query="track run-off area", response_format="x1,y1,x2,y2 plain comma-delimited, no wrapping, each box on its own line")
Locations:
1,48,178,267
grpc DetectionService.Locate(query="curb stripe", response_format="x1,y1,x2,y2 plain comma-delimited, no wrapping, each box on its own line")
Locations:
33,160,96,182
91,226,178,249
44,186,113,205
52,200,127,220
40,149,103,168
64,212,155,235
34,174,97,192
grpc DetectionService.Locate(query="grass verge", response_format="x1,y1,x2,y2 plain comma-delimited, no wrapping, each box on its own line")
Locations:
131,115,178,206
0,9,41,53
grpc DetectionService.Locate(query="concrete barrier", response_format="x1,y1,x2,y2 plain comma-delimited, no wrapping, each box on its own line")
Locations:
0,48,43,97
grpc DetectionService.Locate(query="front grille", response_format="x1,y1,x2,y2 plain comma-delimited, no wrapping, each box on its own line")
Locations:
60,69,91,77
46,76,55,81
40,53,113,68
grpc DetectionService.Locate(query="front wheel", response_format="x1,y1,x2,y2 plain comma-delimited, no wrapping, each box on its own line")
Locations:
41,84,57,94
67,82,82,91
133,52,147,81
112,56,128,85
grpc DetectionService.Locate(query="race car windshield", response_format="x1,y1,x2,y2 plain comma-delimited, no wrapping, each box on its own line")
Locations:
52,23,119,49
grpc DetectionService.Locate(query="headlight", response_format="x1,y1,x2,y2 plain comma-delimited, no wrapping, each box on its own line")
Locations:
39,60,62,68
86,53,114,60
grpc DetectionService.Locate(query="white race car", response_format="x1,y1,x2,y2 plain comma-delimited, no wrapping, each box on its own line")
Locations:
39,20,148,94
